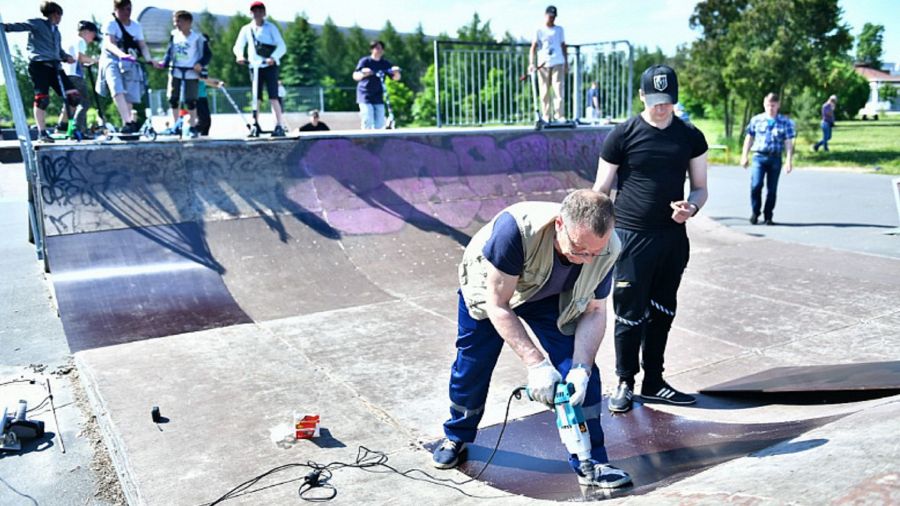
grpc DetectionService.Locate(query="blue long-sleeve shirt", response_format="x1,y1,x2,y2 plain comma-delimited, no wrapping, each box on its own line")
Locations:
3,18,70,63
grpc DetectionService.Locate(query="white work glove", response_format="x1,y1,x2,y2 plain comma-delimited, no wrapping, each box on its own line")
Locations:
527,358,562,405
565,366,591,406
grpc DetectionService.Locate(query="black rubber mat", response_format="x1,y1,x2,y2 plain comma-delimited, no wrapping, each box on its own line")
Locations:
442,398,839,501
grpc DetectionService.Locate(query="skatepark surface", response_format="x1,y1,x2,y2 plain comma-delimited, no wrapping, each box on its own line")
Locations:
2,126,899,504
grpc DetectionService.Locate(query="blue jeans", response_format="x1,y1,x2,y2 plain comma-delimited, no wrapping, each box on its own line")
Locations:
358,103,385,129
815,121,832,151
750,153,782,220
443,293,610,470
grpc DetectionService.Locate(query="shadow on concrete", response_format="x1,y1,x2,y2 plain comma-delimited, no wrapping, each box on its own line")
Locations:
0,432,56,460
750,438,829,458
310,428,346,449
712,216,894,229
768,222,895,229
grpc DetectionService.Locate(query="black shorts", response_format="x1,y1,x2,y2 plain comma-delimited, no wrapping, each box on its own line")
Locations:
254,65,280,100
28,61,75,98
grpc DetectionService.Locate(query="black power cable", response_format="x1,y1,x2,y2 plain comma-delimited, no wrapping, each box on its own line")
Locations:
207,387,529,504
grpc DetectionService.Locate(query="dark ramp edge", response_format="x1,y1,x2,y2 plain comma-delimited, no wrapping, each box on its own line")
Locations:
700,362,900,396
47,223,252,352
435,398,840,501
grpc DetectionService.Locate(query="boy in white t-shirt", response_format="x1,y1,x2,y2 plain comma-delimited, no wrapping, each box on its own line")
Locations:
57,20,98,137
157,10,209,138
529,5,567,123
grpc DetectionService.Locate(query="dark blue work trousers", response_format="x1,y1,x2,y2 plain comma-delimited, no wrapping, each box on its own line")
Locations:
442,292,609,470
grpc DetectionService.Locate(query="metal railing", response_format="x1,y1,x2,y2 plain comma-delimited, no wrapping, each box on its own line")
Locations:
434,40,633,127
0,13,45,263
149,85,325,117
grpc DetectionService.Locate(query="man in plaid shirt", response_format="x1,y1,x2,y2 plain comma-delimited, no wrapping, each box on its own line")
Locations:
739,92,796,226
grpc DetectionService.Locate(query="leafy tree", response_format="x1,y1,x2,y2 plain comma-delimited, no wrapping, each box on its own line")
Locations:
345,25,370,74
321,75,354,111
818,59,870,119
318,17,349,85
0,49,34,125
385,78,414,125
856,22,884,69
379,20,406,70
880,83,898,103
281,13,319,86
686,0,748,138
457,13,495,43
411,63,437,125
403,24,431,92
722,0,852,129
216,12,252,87
196,10,221,75
687,0,853,138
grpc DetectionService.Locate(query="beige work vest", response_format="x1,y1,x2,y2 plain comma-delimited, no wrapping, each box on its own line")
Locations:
458,201,620,335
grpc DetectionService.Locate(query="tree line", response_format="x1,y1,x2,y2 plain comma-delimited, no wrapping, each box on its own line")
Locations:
673,0,881,144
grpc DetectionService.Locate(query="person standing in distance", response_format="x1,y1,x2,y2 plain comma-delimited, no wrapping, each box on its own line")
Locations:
529,5,567,123
593,64,708,413
352,40,400,130
739,92,796,226
813,94,837,152
233,1,288,137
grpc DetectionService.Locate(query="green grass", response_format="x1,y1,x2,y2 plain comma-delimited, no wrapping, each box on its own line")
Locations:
691,115,900,174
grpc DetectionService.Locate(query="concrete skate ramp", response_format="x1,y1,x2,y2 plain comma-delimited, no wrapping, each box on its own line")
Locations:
46,223,253,352
35,127,610,350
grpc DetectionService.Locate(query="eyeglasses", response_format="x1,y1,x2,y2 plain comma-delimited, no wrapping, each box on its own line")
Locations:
562,221,609,258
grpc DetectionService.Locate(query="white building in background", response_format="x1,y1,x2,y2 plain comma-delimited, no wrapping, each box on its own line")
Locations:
854,64,900,119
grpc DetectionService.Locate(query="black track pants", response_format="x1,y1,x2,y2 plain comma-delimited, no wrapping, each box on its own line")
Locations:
612,226,690,382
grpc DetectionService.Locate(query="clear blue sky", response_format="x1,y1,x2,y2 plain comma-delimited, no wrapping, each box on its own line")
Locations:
1,0,897,85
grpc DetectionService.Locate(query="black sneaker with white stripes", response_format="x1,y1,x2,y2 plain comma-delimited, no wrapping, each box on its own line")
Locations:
608,380,634,413
640,380,696,405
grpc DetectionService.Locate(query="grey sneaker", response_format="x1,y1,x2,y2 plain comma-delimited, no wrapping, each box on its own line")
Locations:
576,460,632,488
432,439,467,469
608,380,634,413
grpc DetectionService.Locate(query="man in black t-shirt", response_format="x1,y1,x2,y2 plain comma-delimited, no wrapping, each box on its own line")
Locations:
593,64,708,413
297,110,329,132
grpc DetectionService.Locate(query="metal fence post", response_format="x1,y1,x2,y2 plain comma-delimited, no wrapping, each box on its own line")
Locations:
433,40,441,127
626,41,634,118
0,14,46,262
573,45,582,123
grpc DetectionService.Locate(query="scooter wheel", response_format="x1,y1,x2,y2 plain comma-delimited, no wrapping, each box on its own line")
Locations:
148,130,157,141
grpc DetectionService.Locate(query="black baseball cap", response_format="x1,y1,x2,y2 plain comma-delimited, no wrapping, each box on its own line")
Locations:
640,64,678,106
78,20,98,33
546,5,558,16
